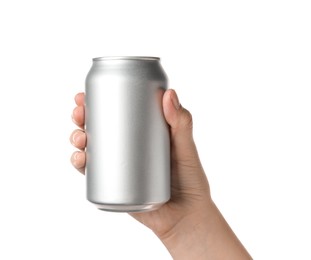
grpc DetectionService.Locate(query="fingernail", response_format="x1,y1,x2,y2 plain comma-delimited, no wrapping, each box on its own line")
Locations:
171,90,180,110
72,152,80,167
71,152,77,163
71,114,78,125
72,131,79,144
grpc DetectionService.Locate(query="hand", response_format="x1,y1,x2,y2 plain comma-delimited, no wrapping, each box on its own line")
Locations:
70,89,251,260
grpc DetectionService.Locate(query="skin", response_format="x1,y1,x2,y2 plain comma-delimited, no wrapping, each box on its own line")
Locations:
70,89,252,260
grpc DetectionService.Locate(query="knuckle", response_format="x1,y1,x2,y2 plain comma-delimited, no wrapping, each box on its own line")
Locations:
181,108,193,129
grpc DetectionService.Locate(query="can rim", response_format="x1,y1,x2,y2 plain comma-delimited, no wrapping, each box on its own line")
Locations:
93,56,160,61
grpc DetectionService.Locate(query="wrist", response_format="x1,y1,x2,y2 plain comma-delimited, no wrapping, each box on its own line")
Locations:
157,201,215,260
157,200,252,260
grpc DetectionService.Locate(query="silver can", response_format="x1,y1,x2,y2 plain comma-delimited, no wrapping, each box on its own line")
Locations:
85,56,170,212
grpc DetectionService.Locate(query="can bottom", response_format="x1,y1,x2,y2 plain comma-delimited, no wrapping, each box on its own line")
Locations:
93,202,166,212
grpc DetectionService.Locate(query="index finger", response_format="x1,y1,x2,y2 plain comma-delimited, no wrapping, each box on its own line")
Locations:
75,92,85,106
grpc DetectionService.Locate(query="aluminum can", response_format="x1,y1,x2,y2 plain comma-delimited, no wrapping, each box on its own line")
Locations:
85,56,170,212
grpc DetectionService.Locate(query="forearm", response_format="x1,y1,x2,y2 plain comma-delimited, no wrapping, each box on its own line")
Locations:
159,201,252,260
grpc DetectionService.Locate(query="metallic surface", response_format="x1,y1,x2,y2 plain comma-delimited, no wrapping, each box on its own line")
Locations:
85,56,170,212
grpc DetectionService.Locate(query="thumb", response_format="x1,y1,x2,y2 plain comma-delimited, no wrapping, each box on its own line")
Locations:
163,89,201,168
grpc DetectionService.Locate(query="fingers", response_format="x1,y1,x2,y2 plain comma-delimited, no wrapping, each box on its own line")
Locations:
75,92,85,106
72,105,85,128
71,151,86,174
72,92,85,128
70,129,86,174
70,129,86,150
72,93,86,174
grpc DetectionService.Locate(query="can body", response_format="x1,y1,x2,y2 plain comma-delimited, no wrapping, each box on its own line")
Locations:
85,56,170,212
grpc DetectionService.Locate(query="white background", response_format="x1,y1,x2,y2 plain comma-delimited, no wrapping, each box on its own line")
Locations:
0,0,310,259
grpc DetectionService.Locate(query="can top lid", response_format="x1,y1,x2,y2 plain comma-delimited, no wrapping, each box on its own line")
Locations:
93,56,160,61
